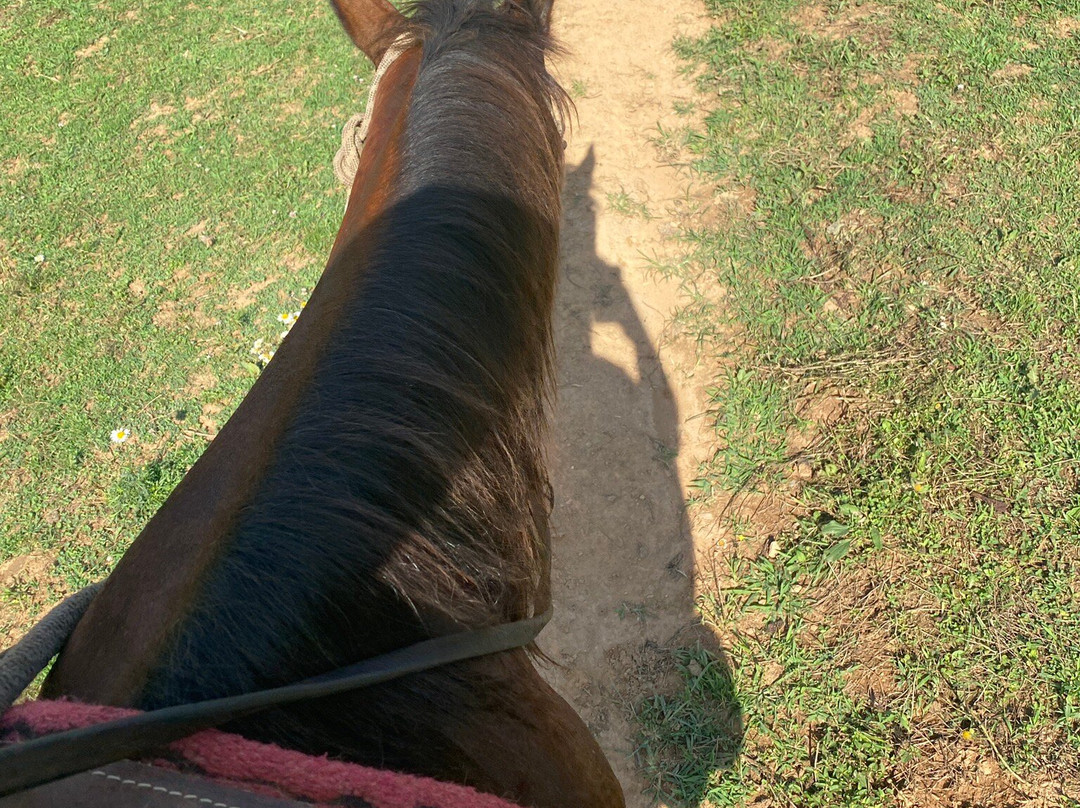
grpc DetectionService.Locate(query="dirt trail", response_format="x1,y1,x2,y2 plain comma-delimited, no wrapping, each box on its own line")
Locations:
540,1,718,804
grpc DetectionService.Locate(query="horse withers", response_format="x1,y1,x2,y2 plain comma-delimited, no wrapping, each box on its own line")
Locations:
8,0,624,805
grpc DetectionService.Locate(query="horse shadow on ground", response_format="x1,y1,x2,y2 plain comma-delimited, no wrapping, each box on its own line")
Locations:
540,146,744,806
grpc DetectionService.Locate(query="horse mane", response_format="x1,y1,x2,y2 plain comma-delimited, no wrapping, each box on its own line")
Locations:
134,0,569,777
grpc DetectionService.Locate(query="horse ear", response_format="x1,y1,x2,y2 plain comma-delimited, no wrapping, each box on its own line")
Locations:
501,0,554,33
522,0,554,33
528,0,554,32
328,0,405,64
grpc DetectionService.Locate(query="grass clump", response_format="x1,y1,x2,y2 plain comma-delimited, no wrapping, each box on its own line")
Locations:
635,647,743,807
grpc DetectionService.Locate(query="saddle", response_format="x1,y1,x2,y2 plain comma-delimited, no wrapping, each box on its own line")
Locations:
1,760,309,808
0,700,520,808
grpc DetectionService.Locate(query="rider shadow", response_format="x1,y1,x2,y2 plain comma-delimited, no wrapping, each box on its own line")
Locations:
542,146,743,806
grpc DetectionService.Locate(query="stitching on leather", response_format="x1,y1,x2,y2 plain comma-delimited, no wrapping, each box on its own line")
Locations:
91,771,240,808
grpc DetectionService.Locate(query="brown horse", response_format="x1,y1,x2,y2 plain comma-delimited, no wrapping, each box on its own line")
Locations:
37,1,624,805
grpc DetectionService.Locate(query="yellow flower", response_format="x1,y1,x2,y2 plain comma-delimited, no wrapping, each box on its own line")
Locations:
913,481,928,493
110,428,130,444
961,729,974,741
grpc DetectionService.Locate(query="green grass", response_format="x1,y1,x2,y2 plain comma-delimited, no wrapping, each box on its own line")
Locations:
641,0,1080,804
0,0,370,635
569,77,591,99
635,647,743,806
606,187,653,219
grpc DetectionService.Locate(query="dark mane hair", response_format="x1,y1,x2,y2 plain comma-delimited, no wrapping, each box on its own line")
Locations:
135,0,569,781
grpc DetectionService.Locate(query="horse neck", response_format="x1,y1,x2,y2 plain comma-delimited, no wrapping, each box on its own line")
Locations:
45,11,564,705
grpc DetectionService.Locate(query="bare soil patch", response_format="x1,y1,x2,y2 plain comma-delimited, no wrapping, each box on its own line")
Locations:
792,2,891,43
0,551,63,646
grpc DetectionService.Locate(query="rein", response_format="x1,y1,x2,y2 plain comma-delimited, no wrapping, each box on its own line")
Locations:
0,584,550,797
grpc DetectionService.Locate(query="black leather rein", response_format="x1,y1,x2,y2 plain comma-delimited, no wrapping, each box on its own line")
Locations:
0,603,550,796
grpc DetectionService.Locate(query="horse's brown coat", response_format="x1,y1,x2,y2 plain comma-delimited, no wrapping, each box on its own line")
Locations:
44,3,624,806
